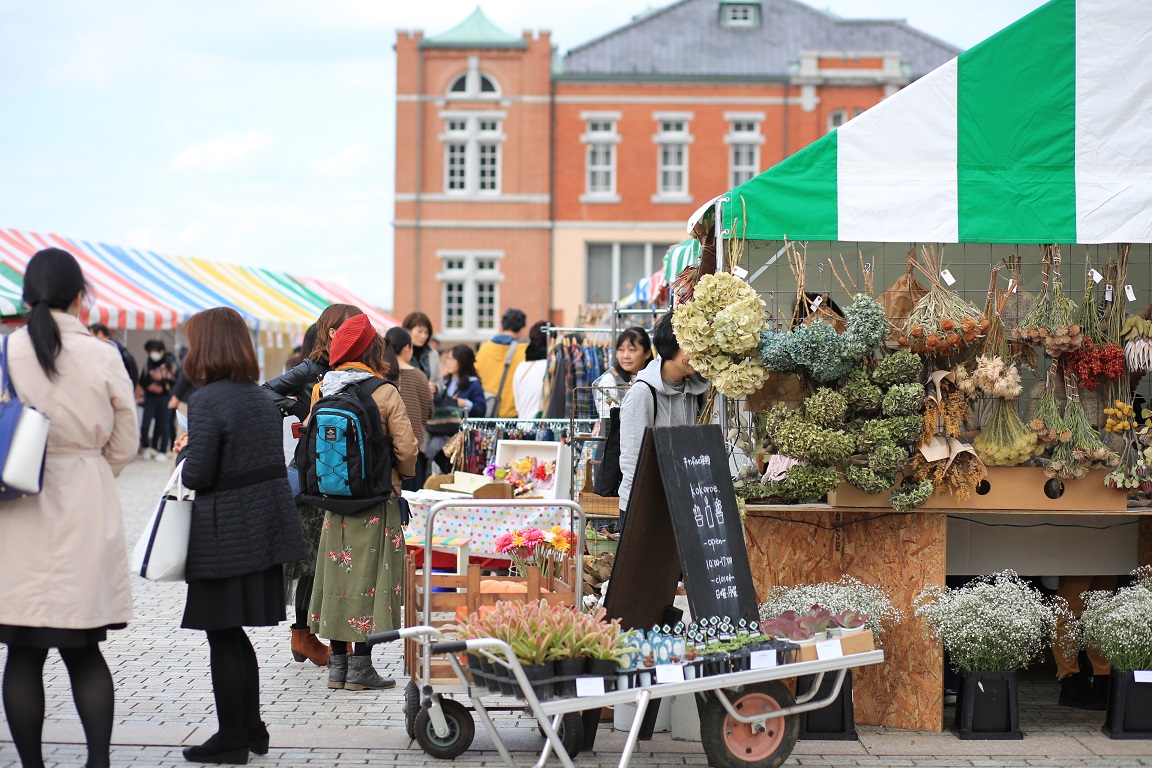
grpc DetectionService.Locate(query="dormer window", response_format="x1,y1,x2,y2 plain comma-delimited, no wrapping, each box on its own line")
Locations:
721,3,760,28
446,69,500,99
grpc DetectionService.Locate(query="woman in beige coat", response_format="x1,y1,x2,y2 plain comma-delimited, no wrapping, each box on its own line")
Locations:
0,248,139,768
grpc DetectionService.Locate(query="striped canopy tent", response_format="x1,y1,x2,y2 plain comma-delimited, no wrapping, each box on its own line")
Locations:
720,0,1152,246
296,276,398,332
0,263,24,318
0,229,179,329
664,239,701,282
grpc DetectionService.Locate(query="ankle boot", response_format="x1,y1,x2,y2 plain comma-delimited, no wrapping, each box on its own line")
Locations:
290,627,330,666
327,653,349,690
248,721,269,755
182,732,249,765
345,654,396,690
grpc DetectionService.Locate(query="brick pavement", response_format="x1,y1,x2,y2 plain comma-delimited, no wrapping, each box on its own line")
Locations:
1,458,1150,767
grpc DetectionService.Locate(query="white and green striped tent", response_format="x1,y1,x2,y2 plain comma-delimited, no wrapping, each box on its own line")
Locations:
721,0,1152,245
664,239,701,282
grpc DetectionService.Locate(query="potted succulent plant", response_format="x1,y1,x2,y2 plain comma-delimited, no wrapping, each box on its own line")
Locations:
830,610,869,637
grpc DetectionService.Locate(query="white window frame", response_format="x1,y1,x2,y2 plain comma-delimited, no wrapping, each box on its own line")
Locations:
439,111,506,195
827,109,848,133
445,57,502,100
584,242,673,305
724,112,766,188
721,3,760,28
651,112,694,204
436,251,506,338
580,111,622,204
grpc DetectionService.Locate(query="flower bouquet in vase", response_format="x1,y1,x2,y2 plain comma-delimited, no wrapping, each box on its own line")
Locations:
494,525,574,579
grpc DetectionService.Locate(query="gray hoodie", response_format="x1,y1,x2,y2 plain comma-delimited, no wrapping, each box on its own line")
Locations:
617,358,710,513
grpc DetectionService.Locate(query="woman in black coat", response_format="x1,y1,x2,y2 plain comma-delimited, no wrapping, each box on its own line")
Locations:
174,308,306,765
260,304,364,667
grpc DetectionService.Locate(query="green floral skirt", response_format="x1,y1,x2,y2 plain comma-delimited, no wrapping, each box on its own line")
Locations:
308,497,405,643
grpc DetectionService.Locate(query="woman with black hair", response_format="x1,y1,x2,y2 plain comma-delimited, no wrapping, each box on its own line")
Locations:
513,321,550,419
385,326,433,490
592,326,654,419
425,345,487,473
0,248,139,768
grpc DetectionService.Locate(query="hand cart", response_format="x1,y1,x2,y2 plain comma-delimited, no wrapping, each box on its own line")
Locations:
370,625,883,768
392,498,587,757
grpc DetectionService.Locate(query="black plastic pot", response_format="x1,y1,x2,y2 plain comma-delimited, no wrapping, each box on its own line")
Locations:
520,663,555,702
465,653,486,691
587,658,618,692
1103,670,1152,739
797,669,857,741
554,657,588,698
488,661,517,697
727,648,751,672
953,669,1022,740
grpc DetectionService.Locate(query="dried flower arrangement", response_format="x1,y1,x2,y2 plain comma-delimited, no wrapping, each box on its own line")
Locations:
900,245,988,356
1011,245,1084,357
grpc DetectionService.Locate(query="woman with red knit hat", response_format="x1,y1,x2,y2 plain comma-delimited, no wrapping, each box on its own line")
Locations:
306,315,419,691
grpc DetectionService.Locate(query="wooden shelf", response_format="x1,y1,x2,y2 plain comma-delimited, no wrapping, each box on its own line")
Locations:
743,503,1152,516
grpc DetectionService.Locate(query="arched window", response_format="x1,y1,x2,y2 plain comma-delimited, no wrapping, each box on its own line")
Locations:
446,71,500,99
450,75,467,93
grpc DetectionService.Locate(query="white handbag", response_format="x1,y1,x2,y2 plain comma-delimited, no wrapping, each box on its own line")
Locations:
131,461,194,582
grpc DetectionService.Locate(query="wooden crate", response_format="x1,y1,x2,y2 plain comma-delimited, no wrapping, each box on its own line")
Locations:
577,491,620,518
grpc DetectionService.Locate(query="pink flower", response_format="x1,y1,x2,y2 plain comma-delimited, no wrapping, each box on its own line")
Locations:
494,533,514,553
370,516,380,525
322,519,330,531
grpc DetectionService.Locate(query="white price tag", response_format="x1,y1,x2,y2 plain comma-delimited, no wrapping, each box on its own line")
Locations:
655,664,685,684
940,269,956,286
1006,278,1018,294
809,295,823,313
1105,284,1114,301
1126,284,1136,302
1134,670,1152,683
1089,269,1103,284
731,265,749,280
576,676,606,697
750,650,778,670
815,639,844,661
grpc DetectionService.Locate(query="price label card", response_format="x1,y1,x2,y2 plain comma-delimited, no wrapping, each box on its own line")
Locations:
815,639,844,661
940,269,956,286
809,295,823,312
576,676,606,697
1134,670,1152,683
655,664,685,684
731,265,749,280
1006,278,1019,294
1105,284,1114,301
750,650,778,670
1089,269,1103,283
1126,284,1136,302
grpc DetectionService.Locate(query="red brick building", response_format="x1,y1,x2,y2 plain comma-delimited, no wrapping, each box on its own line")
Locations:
393,2,959,340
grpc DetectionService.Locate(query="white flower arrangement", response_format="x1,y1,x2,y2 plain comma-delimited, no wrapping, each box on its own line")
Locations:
672,271,769,398
759,575,904,638
1078,565,1152,671
914,570,1070,672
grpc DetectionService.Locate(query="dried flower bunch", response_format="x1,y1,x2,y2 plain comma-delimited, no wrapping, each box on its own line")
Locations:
1030,385,1070,445
804,387,848,428
871,349,923,389
861,416,923,452
760,576,904,638
1121,308,1152,375
953,355,1023,399
845,465,895,494
1043,381,1116,480
1012,246,1084,356
915,570,1070,672
909,451,987,503
758,293,890,385
889,478,933,511
1065,274,1126,389
974,399,1040,466
672,271,770,398
840,367,883,413
901,245,988,355
920,381,970,443
1077,566,1152,671
783,464,842,500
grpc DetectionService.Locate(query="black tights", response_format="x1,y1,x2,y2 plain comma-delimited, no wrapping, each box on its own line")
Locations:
2,643,114,768
330,641,370,657
204,628,261,744
292,574,314,628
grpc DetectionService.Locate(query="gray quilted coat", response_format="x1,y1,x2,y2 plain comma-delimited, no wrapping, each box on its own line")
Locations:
182,379,307,581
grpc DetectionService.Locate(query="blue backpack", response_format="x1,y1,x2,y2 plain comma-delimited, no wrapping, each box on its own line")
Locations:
296,378,395,515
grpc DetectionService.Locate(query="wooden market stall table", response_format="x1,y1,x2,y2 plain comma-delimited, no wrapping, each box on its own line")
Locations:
743,500,1152,733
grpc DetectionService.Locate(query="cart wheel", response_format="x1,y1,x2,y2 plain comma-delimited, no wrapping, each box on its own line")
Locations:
414,697,475,760
700,682,799,768
535,711,584,758
404,680,420,740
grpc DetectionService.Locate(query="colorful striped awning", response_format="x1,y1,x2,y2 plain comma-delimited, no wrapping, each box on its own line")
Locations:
0,263,24,318
0,229,180,329
298,276,399,332
721,0,1152,245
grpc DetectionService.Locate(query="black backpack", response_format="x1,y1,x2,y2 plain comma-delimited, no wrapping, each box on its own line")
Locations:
295,378,395,515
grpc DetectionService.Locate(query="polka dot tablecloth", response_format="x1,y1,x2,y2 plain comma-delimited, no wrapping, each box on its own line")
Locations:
404,496,571,556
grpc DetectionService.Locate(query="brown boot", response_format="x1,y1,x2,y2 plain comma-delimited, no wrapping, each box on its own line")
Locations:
291,627,330,666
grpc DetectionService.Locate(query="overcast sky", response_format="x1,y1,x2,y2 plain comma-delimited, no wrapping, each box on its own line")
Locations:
0,0,1047,310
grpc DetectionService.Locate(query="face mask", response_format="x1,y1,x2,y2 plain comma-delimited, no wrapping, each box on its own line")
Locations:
149,352,163,362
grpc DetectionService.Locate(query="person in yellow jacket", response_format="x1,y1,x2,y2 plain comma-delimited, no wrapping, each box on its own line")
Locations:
474,308,528,418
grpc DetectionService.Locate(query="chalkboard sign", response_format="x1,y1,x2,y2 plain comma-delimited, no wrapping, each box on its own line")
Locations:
605,424,759,629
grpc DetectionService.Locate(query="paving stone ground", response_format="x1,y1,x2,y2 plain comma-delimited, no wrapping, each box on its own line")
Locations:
2,458,1150,767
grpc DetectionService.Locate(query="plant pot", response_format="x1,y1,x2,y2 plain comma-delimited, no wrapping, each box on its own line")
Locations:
953,669,1022,740
727,648,751,672
616,672,632,691
465,652,487,691
488,660,517,697
554,657,588,698
829,626,866,638
701,653,727,677
797,670,857,741
1103,670,1152,739
587,658,618,692
520,662,554,702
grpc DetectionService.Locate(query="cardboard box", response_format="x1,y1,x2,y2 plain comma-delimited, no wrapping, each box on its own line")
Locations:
492,440,573,500
794,630,876,662
423,473,512,499
828,466,1126,511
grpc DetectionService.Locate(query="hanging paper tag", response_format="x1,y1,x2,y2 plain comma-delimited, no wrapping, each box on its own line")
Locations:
940,269,956,286
1089,269,1103,284
1006,278,1018,294
1134,670,1152,683
1126,284,1136,302
809,295,823,312
1105,284,1114,301
731,265,749,280
655,664,685,684
576,676,606,697
750,650,778,670
815,639,844,660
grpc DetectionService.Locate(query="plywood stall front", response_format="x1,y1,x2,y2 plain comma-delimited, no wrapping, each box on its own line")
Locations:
744,507,946,732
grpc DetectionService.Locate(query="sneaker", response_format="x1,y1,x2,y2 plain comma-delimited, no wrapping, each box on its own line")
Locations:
153,451,170,462
140,448,156,460
943,688,957,706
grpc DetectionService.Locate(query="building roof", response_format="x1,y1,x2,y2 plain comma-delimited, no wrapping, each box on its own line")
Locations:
422,6,527,49
559,0,961,80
